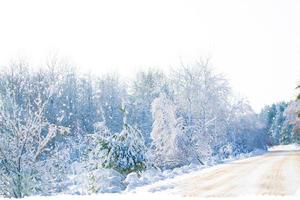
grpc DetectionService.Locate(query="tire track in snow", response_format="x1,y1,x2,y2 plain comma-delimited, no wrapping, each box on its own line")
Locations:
181,154,275,197
257,152,287,196
135,146,300,197
142,154,273,197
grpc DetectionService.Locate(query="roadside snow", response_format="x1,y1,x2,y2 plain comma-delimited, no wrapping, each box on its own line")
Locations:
66,165,125,194
268,144,300,151
130,144,300,197
125,148,266,192
64,147,268,194
1,145,300,199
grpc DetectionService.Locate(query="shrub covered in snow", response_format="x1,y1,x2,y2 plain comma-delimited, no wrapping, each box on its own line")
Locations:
66,163,126,195
88,122,147,174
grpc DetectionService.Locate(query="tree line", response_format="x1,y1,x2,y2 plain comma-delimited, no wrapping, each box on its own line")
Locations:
0,58,298,197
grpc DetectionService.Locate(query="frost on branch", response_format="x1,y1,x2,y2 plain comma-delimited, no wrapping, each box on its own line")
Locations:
150,93,191,169
88,119,147,174
0,77,69,198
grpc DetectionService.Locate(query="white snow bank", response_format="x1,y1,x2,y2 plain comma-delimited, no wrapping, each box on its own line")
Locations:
66,165,125,194
268,144,300,151
206,148,266,166
125,148,266,192
125,164,205,192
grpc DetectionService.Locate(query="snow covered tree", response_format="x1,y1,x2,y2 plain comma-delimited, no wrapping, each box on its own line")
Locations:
88,110,147,174
86,121,112,170
0,87,69,198
280,123,293,144
0,58,273,196
259,104,277,145
284,100,300,143
260,102,293,145
226,98,267,154
111,124,147,174
150,93,190,169
76,74,98,133
128,69,169,144
270,103,287,145
95,74,125,133
170,60,231,160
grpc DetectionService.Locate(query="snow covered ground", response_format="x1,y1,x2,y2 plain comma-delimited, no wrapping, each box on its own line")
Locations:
2,145,300,199
268,144,300,151
124,148,266,192
130,144,300,197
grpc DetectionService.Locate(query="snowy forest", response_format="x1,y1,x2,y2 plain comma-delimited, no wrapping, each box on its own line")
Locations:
0,58,299,198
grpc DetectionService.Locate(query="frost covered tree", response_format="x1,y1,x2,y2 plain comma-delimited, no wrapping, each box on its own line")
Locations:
270,103,287,145
260,102,293,145
150,93,191,169
280,123,293,144
170,60,231,160
259,104,277,145
277,85,300,144
284,100,300,142
76,74,98,133
227,100,267,154
0,86,69,198
128,69,169,144
0,57,272,196
88,109,147,174
95,74,125,133
86,121,112,170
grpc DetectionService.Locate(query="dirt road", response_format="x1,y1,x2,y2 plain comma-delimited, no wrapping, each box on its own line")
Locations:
134,145,300,197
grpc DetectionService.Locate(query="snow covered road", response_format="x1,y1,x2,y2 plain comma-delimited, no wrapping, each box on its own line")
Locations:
133,145,300,197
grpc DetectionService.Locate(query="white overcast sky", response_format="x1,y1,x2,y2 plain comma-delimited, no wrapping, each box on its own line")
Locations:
0,0,299,112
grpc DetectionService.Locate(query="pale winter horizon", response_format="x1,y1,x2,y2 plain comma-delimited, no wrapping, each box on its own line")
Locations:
0,0,300,111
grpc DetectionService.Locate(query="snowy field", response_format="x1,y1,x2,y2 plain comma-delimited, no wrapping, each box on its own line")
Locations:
3,145,300,200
